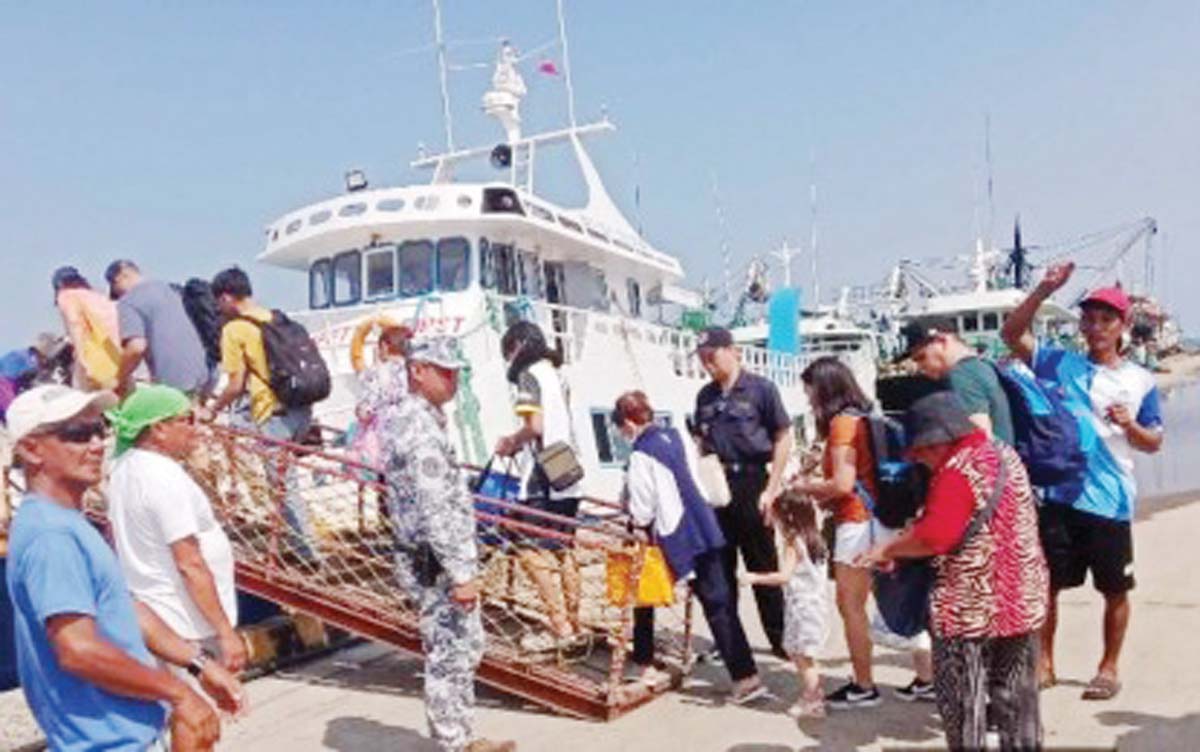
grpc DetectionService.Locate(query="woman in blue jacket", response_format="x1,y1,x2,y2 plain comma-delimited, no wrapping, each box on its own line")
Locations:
613,390,765,704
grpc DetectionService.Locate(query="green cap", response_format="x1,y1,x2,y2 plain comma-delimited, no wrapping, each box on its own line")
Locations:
106,384,191,455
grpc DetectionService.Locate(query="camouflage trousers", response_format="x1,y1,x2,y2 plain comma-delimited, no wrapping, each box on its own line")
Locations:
397,558,485,752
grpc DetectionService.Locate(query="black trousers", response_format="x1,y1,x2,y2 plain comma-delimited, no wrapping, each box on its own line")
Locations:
632,550,758,681
715,467,785,653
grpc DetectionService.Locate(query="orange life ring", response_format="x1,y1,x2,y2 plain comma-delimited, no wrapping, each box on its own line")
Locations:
350,315,405,373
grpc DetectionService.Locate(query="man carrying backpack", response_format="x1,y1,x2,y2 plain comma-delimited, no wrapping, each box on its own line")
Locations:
204,266,329,561
1002,262,1164,701
897,317,1014,444
105,260,210,398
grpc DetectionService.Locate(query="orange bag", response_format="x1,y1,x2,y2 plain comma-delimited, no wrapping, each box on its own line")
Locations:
606,545,674,608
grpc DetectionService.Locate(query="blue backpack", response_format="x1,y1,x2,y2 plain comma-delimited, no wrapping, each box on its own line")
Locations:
991,359,1086,494
853,411,929,529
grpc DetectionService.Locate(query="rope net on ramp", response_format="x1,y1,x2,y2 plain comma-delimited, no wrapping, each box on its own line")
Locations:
179,425,696,720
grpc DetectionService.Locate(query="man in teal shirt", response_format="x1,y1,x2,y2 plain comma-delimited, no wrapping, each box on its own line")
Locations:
897,317,1015,444
6,385,243,751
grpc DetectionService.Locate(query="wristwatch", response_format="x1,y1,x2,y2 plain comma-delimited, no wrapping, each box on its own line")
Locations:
185,647,214,678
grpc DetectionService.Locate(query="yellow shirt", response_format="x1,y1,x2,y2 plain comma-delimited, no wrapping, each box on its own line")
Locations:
220,305,279,423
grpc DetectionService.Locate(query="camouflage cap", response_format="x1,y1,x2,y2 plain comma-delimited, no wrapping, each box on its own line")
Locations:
407,336,469,371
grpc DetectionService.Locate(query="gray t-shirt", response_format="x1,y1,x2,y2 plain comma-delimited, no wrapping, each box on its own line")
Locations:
117,279,209,393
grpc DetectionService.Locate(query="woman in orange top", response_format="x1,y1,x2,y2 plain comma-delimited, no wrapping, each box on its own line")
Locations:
790,357,933,708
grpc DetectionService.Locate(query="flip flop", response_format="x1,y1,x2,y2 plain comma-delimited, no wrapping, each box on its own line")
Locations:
1081,674,1121,701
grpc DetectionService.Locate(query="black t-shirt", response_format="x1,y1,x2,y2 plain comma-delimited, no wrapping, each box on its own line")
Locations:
694,370,790,464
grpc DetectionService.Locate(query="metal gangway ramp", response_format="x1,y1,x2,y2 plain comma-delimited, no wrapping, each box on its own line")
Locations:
182,425,695,721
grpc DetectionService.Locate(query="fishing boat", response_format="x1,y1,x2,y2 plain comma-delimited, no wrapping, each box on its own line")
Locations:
253,6,874,500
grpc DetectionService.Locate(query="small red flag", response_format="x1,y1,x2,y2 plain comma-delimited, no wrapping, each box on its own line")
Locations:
538,59,559,76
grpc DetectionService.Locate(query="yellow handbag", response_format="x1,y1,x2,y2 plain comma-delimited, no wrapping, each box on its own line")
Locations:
606,545,675,608
77,306,121,390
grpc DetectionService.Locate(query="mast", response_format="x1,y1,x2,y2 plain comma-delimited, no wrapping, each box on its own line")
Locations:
432,0,455,151
809,150,820,306
985,112,995,252
769,239,799,289
555,0,579,128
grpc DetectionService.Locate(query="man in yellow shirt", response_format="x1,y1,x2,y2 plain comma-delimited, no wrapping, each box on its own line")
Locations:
205,267,317,561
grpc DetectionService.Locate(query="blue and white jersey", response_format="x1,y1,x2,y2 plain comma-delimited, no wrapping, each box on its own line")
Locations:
1034,344,1163,521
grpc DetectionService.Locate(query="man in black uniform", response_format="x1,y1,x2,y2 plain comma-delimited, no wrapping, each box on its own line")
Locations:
693,327,793,657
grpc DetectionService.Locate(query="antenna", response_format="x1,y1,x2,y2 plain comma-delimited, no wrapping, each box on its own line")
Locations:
555,0,579,128
809,150,820,306
769,239,800,289
985,112,995,252
432,0,455,151
710,172,733,313
633,148,644,238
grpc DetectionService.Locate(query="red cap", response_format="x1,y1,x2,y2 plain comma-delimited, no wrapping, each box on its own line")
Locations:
1080,286,1131,319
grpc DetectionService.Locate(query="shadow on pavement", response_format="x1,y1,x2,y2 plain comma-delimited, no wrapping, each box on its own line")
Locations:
323,716,436,751
1096,709,1200,751
277,646,552,716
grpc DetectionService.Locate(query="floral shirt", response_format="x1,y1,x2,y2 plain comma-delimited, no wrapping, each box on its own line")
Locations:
378,393,478,586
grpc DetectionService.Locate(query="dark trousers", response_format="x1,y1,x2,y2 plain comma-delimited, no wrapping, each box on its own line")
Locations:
715,468,785,653
933,632,1042,752
632,550,758,681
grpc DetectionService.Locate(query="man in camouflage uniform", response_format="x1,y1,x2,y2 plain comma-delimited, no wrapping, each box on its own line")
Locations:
379,336,515,752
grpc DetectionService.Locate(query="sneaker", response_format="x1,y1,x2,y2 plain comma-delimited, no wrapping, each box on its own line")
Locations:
787,698,827,719
825,681,882,709
894,678,936,703
730,678,772,706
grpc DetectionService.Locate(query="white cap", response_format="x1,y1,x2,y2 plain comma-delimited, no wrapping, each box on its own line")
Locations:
4,385,118,444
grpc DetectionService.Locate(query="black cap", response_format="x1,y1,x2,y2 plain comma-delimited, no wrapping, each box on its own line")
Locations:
906,391,978,449
694,326,734,351
895,316,959,363
51,266,87,291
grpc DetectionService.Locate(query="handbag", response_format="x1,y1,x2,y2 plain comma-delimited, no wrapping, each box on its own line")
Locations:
535,440,585,492
605,545,675,608
695,453,731,507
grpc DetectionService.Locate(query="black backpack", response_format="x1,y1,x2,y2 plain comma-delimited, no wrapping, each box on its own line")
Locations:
235,310,331,408
177,278,223,369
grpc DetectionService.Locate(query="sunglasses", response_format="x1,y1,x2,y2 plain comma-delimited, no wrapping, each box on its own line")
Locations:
48,420,109,444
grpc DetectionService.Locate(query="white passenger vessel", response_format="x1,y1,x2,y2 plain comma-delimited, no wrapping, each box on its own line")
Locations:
255,12,874,499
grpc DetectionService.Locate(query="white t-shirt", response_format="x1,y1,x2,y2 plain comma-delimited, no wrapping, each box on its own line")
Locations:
107,448,237,639
514,359,581,499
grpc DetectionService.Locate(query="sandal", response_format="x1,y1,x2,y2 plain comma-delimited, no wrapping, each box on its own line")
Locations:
731,678,772,706
1081,673,1122,701
1038,671,1057,691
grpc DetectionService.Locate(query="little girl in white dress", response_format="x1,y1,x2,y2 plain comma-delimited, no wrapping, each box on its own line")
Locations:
742,489,830,718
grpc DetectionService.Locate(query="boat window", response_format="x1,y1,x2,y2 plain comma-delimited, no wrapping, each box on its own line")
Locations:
309,209,332,226
285,219,302,235
626,278,642,317
557,215,583,234
457,195,473,208
365,247,396,300
613,238,635,253
480,239,519,296
518,250,543,298
528,203,554,222
338,202,368,218
587,228,609,243
309,258,332,309
332,250,361,306
982,312,1000,331
414,195,440,211
437,237,470,292
377,197,405,212
482,187,524,215
961,313,980,332
591,410,631,466
397,240,435,297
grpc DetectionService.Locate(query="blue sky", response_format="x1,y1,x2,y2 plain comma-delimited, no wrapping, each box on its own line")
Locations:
3,1,1197,345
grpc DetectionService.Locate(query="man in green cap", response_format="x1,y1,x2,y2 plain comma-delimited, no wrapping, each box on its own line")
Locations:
105,384,246,674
